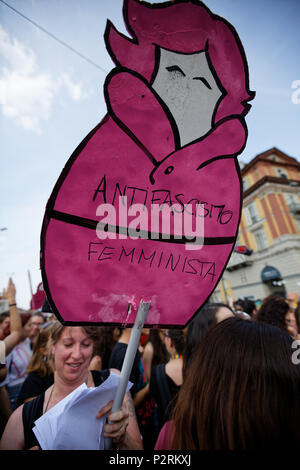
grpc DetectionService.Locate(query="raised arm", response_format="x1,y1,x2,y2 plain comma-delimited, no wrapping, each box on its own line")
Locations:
142,341,154,380
2,278,23,355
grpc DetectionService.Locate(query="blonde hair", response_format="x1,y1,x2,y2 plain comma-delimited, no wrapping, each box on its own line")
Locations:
26,323,56,377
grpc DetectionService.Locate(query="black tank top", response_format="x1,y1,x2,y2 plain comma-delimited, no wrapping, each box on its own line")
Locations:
22,369,110,449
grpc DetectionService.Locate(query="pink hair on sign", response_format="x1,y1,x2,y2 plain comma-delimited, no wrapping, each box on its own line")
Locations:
106,0,254,123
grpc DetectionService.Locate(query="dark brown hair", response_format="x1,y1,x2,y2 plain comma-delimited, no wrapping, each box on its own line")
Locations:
20,313,31,327
167,329,185,356
148,329,169,367
183,302,233,378
255,295,289,331
92,326,120,358
172,317,300,449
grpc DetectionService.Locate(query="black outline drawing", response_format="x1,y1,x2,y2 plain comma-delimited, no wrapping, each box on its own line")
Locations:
40,0,255,327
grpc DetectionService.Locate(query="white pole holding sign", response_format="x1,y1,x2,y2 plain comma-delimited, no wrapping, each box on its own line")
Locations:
104,300,150,450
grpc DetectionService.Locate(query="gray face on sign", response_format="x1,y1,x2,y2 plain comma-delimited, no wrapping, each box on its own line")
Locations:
152,49,223,146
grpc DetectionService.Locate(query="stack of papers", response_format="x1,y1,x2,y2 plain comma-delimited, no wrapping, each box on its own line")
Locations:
33,372,132,450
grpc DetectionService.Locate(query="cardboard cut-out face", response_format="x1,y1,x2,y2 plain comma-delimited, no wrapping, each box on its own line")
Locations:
40,0,254,327
152,49,223,145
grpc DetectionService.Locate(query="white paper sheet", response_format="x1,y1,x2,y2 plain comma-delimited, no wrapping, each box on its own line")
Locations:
32,372,132,450
33,382,87,449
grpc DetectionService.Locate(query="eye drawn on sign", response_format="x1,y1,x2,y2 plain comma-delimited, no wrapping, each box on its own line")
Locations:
40,0,255,327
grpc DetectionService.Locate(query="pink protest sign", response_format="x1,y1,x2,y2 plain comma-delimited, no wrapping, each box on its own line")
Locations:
40,0,254,327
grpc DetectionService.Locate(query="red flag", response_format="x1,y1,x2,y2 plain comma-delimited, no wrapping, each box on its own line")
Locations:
30,282,46,310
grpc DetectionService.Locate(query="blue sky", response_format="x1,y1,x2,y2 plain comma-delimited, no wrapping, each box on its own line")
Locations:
1,0,299,309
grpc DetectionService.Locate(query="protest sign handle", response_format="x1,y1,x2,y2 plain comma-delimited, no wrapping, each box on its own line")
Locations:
104,299,150,449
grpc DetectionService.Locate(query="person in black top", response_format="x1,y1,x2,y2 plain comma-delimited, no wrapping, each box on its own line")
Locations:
0,322,142,450
109,328,161,448
150,329,185,433
108,328,143,398
89,326,121,371
21,369,109,449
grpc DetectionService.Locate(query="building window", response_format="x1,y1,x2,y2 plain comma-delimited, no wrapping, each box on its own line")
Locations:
244,208,251,226
253,228,268,251
276,168,288,179
284,192,298,205
295,217,300,232
245,202,259,225
243,178,249,191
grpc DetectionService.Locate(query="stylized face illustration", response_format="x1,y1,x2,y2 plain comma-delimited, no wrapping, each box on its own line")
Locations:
152,49,223,146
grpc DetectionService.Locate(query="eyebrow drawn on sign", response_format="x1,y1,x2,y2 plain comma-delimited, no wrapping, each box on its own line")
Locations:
193,76,212,89
166,65,186,76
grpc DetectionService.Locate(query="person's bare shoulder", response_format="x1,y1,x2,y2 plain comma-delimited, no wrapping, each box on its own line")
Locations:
143,341,154,359
0,404,25,450
165,359,183,386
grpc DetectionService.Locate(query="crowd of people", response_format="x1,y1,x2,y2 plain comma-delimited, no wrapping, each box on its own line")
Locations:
0,278,300,450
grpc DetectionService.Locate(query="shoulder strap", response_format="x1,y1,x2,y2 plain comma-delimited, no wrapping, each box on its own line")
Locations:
22,393,44,449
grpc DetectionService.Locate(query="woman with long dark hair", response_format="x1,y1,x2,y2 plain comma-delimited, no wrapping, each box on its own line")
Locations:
183,302,234,378
155,317,300,449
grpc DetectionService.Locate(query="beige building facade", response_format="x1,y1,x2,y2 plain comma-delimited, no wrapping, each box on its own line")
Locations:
213,147,300,303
